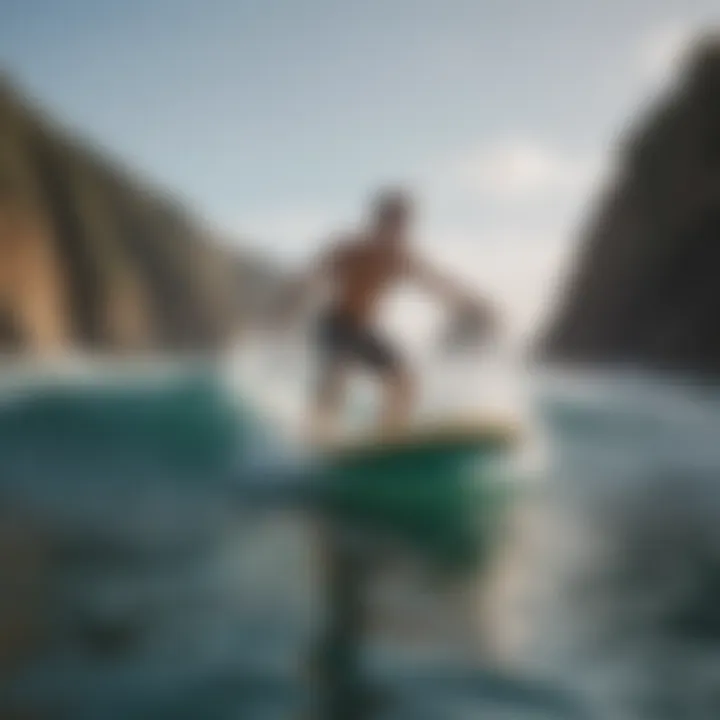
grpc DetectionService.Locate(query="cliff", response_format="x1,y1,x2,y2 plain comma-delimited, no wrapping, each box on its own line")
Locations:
0,76,250,355
540,33,720,377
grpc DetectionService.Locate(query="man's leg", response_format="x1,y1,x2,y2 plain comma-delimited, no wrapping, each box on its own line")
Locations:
308,360,347,443
378,363,415,434
356,325,415,435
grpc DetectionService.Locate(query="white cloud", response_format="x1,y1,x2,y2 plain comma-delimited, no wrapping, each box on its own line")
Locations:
409,138,607,340
450,139,604,202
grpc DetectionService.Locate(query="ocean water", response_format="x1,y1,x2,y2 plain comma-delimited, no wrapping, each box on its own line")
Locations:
2,356,720,719
514,370,720,719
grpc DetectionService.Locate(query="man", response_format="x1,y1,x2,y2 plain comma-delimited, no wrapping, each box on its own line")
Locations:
283,188,499,441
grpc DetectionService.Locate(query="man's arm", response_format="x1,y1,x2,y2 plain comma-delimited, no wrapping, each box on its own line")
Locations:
408,255,500,339
408,255,484,308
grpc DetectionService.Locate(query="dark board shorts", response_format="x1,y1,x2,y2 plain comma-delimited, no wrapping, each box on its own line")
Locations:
315,310,401,374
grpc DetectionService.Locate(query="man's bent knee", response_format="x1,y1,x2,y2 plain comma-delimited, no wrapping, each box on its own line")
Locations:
384,363,413,393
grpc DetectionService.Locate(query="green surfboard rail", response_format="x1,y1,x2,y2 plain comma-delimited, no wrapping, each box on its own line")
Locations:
319,424,519,574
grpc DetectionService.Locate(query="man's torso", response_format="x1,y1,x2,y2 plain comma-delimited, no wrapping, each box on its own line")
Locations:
326,234,409,324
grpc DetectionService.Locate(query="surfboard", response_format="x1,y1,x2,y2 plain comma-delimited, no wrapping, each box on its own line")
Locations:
319,417,518,471
317,418,521,574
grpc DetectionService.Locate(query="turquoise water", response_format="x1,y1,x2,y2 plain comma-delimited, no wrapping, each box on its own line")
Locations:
2,361,720,719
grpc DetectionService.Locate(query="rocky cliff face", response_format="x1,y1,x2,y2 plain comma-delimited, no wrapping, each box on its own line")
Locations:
0,77,251,355
540,34,720,377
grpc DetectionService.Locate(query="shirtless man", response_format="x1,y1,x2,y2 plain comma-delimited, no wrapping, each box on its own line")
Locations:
285,189,498,441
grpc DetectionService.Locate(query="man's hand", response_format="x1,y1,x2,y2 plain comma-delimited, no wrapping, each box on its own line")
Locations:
441,298,501,352
467,298,500,338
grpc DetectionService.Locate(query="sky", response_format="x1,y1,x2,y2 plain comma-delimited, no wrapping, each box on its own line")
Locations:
1,0,719,343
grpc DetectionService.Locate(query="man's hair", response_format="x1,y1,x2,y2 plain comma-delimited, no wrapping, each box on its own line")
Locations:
371,188,412,222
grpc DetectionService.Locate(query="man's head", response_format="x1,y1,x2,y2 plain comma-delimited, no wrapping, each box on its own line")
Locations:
370,188,413,244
